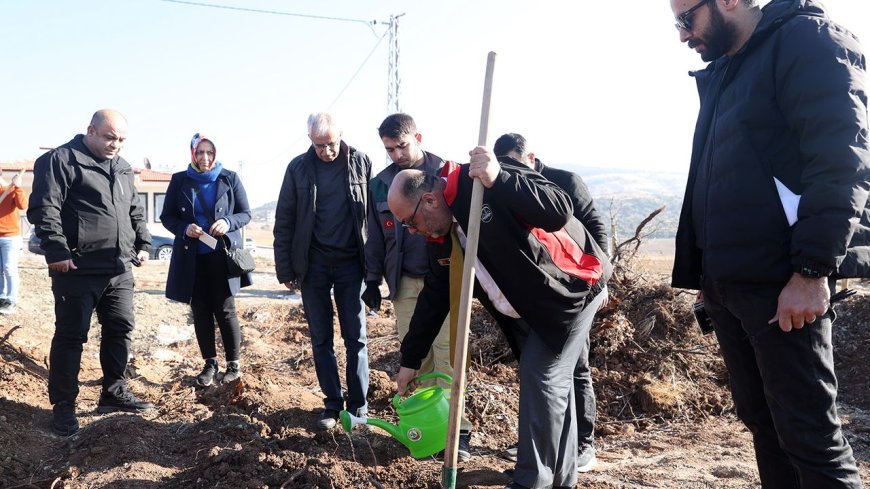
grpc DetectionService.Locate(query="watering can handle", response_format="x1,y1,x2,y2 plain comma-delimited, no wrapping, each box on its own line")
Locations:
393,372,453,409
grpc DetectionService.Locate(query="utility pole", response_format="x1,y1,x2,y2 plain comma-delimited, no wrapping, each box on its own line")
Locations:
386,13,405,114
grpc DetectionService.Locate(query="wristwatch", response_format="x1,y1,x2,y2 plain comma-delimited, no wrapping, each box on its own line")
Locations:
793,260,833,279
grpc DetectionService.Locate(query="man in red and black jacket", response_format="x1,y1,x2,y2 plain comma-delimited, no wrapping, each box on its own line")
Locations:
389,147,611,489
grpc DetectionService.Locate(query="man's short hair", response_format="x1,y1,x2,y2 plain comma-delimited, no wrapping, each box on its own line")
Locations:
493,133,527,157
400,170,438,200
378,113,417,139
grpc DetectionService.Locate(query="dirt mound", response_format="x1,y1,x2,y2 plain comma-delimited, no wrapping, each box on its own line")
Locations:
1,254,867,488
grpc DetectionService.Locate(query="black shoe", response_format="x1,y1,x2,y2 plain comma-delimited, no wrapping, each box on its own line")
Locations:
196,359,219,386
457,430,472,462
502,442,518,462
317,409,340,430
504,482,530,489
221,360,241,384
52,401,79,436
96,388,154,413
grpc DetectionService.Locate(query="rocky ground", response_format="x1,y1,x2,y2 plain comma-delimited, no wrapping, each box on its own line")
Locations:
1,249,868,489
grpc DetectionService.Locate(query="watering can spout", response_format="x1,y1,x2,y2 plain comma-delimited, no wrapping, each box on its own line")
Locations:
339,410,402,440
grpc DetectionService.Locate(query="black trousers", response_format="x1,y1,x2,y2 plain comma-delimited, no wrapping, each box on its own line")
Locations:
48,271,136,404
702,278,862,489
191,251,241,362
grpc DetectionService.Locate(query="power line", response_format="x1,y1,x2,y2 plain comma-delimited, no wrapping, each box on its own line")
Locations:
157,0,381,27
328,30,388,110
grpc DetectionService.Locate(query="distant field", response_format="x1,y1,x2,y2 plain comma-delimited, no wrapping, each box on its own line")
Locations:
635,238,675,275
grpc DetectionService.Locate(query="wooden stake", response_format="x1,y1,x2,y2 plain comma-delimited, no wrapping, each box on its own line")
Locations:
441,50,496,489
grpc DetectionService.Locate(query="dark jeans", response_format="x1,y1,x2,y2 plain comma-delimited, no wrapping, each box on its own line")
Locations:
702,279,863,489
191,252,241,361
300,261,368,414
48,271,136,404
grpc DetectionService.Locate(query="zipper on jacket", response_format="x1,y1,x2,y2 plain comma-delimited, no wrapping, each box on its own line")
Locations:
700,59,730,277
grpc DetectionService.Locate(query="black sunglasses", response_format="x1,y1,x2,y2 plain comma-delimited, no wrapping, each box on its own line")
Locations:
675,0,712,32
401,194,425,229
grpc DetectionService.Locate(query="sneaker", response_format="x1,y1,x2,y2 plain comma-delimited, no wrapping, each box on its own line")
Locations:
52,401,79,436
457,430,472,461
0,304,16,315
0,298,10,307
504,483,530,489
221,360,241,384
317,409,340,430
502,442,518,462
96,387,154,414
577,443,597,473
196,359,219,387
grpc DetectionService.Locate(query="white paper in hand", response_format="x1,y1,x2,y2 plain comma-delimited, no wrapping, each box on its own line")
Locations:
199,233,218,249
773,177,800,226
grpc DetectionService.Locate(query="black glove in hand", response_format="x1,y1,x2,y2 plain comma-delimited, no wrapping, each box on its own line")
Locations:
361,282,382,311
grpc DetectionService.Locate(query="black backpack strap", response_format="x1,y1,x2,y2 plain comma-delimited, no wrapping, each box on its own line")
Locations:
192,186,216,223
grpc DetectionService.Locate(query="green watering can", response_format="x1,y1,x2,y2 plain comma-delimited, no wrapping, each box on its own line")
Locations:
340,372,452,459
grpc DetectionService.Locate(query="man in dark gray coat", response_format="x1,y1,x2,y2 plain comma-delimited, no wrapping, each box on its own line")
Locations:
669,0,868,487
273,112,372,430
493,132,608,474
28,109,154,437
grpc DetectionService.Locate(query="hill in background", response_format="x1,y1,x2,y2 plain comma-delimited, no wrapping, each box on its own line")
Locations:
251,165,688,241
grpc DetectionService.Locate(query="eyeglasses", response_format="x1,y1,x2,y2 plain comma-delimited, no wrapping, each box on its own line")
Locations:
400,194,425,229
313,141,339,151
675,0,712,32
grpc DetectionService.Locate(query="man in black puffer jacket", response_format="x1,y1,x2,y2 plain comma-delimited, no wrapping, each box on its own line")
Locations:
28,109,154,437
669,0,868,487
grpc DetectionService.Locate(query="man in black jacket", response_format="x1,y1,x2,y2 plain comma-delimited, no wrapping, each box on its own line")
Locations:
28,109,154,436
493,132,608,473
273,112,372,430
390,147,611,489
669,0,868,487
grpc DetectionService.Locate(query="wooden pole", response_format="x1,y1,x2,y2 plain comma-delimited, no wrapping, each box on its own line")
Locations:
441,51,496,489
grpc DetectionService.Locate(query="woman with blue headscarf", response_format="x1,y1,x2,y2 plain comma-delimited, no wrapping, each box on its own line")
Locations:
161,133,252,386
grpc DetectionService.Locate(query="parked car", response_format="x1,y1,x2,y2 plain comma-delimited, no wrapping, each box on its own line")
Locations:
28,230,174,261
244,237,256,253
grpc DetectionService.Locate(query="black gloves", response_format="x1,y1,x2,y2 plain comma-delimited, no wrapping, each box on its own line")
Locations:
362,282,382,311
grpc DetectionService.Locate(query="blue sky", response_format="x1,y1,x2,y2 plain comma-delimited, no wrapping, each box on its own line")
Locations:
1,0,867,206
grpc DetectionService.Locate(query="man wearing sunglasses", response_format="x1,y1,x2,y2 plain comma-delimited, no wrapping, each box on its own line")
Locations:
669,0,868,487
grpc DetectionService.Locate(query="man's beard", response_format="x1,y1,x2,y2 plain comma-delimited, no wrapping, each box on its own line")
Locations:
699,3,740,61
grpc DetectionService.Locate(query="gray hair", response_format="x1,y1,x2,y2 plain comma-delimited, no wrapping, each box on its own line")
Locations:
307,112,339,138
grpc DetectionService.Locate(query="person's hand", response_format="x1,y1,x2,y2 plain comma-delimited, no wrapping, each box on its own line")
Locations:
48,259,77,273
361,282,382,311
283,280,298,291
209,219,229,236
395,366,419,396
468,146,500,188
770,273,830,332
185,223,204,238
136,250,149,265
